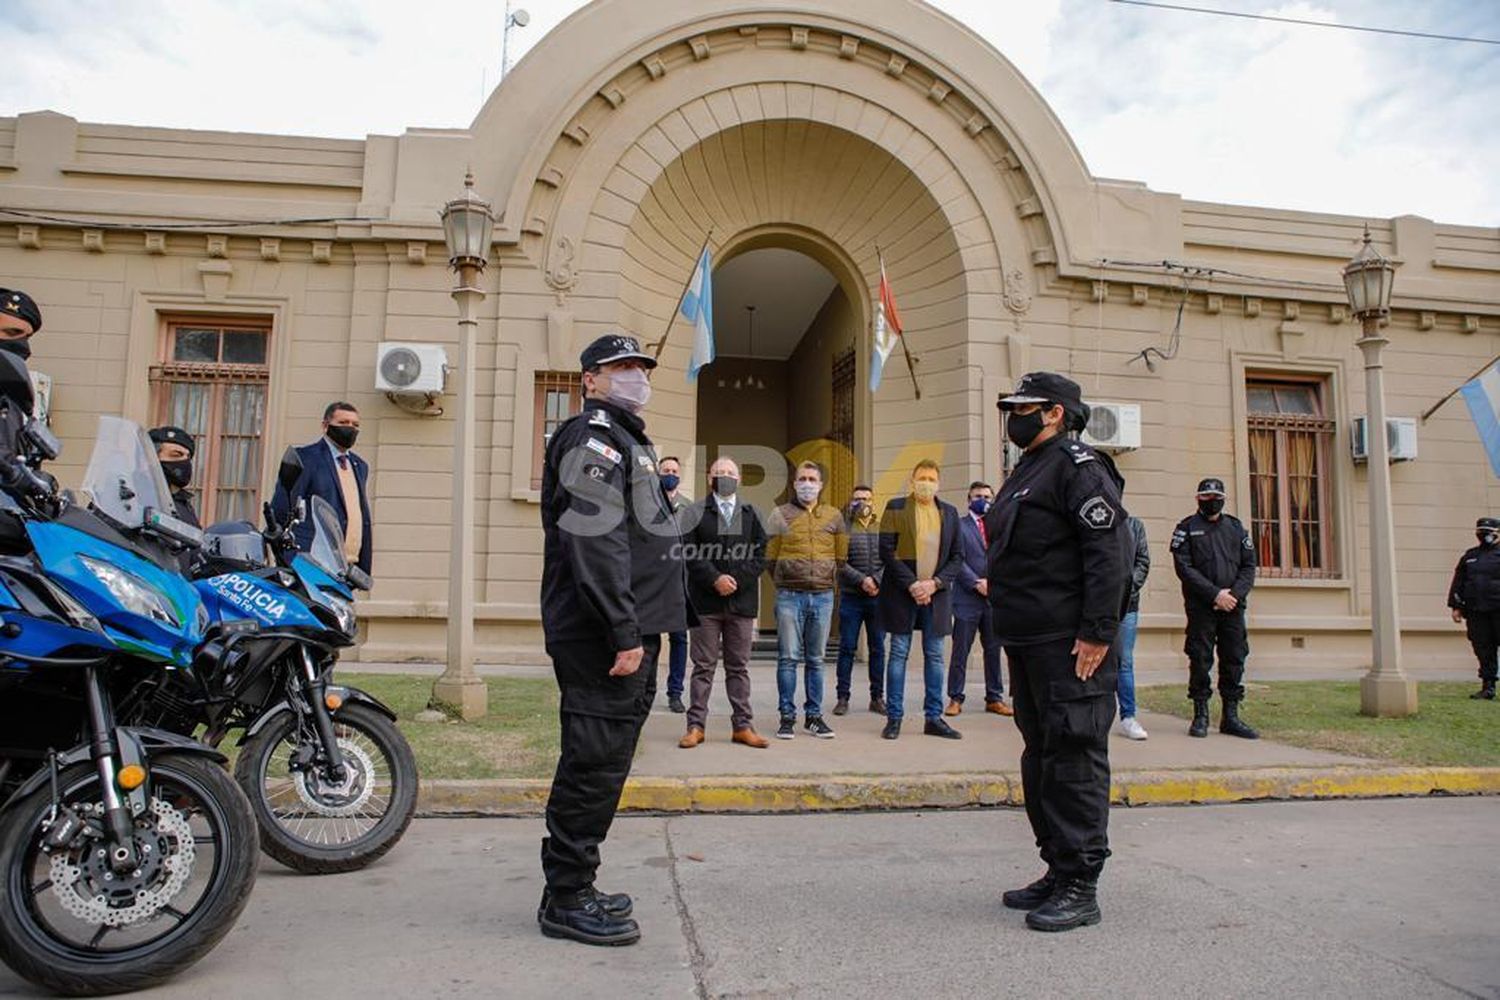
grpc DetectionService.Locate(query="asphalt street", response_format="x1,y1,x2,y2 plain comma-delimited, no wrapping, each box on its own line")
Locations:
1,799,1495,999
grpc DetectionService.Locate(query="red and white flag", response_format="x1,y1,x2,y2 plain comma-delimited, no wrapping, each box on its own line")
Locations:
870,255,904,391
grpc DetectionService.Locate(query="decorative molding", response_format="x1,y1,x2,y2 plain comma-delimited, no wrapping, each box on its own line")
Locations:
82,229,105,253
538,164,564,189
311,240,332,263
1002,267,1031,314
1091,281,1108,302
885,53,907,77
963,113,988,137
16,225,40,249
547,309,575,371
599,86,625,109
1278,321,1308,359
839,35,859,59
1244,297,1262,319
998,151,1021,170
197,260,232,301
1417,311,1436,331
790,26,809,50
205,234,228,258
1030,247,1057,266
523,217,547,237
738,25,758,37
641,55,666,80
1205,294,1223,315
144,231,166,254
563,122,590,146
259,237,280,262
1462,314,1481,334
1015,197,1042,218
1282,300,1300,321
1130,284,1148,306
689,34,711,60
407,241,427,266
1006,331,1031,378
545,236,578,295
1329,304,1348,324
927,80,951,103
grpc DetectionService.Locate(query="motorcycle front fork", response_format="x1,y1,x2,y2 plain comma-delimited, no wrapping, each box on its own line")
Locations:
298,646,347,783
64,664,140,872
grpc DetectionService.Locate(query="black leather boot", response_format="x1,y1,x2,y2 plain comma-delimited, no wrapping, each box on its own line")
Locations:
1188,698,1210,738
537,886,634,924
1001,870,1056,910
1025,877,1101,932
1220,699,1260,739
539,890,641,946
1471,681,1496,700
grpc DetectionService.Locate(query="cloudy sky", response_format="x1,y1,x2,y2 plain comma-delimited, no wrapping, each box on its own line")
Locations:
4,0,1497,225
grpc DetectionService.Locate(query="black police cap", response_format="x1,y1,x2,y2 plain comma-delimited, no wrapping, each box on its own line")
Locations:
149,425,196,457
0,288,41,334
997,371,1091,431
1196,477,1227,497
1477,517,1500,531
579,333,657,372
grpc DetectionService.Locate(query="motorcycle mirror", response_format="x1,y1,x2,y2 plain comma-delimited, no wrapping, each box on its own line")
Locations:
19,418,60,462
345,565,372,592
276,446,303,493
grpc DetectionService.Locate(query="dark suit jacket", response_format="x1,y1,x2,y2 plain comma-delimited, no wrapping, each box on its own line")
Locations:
270,439,373,576
877,495,963,636
953,514,991,615
684,496,767,618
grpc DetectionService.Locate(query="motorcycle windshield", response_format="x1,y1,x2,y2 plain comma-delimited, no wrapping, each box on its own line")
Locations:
306,495,350,579
81,416,175,531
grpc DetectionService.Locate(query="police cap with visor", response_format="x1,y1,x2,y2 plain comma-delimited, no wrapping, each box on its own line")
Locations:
148,425,196,458
997,371,1091,433
579,333,658,372
1196,477,1227,497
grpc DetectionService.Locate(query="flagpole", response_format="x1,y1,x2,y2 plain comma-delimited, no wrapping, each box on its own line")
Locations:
877,247,922,400
653,227,715,360
1420,352,1500,423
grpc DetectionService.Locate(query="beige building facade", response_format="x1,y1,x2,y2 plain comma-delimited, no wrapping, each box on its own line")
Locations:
2,0,1497,671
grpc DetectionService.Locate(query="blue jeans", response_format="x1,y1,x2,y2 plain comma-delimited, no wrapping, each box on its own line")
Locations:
1116,610,1139,718
835,591,886,700
666,630,688,699
775,589,834,719
885,604,945,722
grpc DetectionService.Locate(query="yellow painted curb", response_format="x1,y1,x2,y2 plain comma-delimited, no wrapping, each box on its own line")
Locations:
417,766,1500,816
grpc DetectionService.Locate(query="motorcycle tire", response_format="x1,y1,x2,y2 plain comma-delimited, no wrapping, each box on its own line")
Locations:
0,753,258,996
234,701,418,875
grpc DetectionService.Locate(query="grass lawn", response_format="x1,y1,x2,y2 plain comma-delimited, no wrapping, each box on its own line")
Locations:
1138,681,1500,767
341,673,560,780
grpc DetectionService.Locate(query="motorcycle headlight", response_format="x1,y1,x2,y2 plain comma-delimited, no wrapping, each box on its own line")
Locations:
195,601,210,636
80,557,180,627
323,593,356,636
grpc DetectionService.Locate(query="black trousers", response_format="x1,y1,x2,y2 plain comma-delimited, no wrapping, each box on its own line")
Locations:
541,635,659,895
1007,637,1116,881
1464,610,1500,683
1184,606,1248,702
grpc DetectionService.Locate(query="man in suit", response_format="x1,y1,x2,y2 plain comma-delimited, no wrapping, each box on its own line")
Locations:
945,481,1010,718
878,459,965,740
679,455,770,749
271,400,373,578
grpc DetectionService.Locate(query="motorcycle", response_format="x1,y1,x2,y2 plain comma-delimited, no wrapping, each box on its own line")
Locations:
120,448,417,875
0,370,258,996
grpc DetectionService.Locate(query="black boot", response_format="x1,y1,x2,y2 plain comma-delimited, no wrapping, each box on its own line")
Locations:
1025,877,1101,932
1471,681,1496,700
1220,699,1260,739
537,886,634,924
1001,870,1056,911
539,890,641,946
1188,698,1210,738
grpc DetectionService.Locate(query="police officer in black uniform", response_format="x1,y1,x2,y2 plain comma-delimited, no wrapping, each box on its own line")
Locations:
148,425,200,528
1171,477,1259,739
0,289,42,470
987,372,1131,933
537,333,689,947
1447,516,1500,700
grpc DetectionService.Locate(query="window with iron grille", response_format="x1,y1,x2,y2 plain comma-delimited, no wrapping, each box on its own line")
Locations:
532,372,583,490
830,347,856,499
1246,375,1337,578
150,318,271,525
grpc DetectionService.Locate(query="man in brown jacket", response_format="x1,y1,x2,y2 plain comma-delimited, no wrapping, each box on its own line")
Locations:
765,461,848,740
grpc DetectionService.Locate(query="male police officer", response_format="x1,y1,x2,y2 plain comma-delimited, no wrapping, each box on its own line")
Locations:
1171,478,1258,739
988,372,1131,933
148,426,200,528
1448,516,1500,700
0,289,42,468
537,333,689,947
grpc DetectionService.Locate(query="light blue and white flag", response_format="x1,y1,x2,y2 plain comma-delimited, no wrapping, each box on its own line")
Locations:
680,246,714,381
1459,360,1500,478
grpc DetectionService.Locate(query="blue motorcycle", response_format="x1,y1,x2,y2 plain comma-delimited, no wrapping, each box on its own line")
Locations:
0,368,258,996
119,450,417,875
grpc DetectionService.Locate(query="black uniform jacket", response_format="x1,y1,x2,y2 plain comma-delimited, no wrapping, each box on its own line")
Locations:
984,434,1131,646
682,495,767,618
1170,512,1256,610
877,495,964,637
1448,543,1500,613
539,398,690,651
171,489,200,529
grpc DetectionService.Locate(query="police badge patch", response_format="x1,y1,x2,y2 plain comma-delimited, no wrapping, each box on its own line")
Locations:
1078,496,1116,530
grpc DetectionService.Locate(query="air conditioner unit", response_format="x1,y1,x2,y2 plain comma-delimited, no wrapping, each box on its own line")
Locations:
1351,416,1417,464
1079,402,1142,453
375,343,448,394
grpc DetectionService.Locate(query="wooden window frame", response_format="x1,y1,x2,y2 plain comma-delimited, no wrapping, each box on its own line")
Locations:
1245,372,1337,579
531,372,584,490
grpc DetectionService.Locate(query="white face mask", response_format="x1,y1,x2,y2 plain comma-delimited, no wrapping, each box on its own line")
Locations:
794,481,821,505
601,367,651,413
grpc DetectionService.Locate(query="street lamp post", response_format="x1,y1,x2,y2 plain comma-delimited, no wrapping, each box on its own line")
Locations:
1343,229,1418,718
431,171,493,720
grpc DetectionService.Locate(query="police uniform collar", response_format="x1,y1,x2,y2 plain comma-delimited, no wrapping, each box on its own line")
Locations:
583,396,643,432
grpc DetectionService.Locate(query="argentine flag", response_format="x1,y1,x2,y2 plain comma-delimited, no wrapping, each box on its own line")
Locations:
681,247,714,381
1460,361,1500,478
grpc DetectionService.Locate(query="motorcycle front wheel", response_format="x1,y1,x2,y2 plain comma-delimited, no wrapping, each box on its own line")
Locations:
234,701,418,874
0,753,259,996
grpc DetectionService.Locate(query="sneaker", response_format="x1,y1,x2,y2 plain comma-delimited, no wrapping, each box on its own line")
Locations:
805,716,836,739
832,697,849,716
775,716,796,740
869,696,887,714
1116,716,1148,741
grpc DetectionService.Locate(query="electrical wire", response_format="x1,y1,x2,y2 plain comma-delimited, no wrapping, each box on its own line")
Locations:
0,207,384,231
1098,257,1337,291
1127,268,1199,371
1109,0,1500,46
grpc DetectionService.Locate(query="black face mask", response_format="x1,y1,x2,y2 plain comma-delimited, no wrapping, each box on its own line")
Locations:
1199,498,1225,518
713,476,737,499
1006,409,1046,450
160,459,193,490
327,425,359,450
1478,532,1498,547
0,338,32,361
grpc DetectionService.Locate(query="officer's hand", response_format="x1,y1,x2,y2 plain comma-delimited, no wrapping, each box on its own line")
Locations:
714,574,738,596
1072,638,1109,680
975,578,989,598
609,646,644,677
1452,608,1465,623
861,577,879,596
1214,589,1238,612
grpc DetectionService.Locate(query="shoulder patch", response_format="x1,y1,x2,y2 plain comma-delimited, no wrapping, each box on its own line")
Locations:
1078,495,1116,530
584,437,622,464
1068,443,1097,465
1243,533,1254,550
588,410,612,429
1170,528,1187,551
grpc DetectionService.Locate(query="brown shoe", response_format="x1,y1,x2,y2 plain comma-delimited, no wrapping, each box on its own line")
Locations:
986,700,1015,717
732,727,769,749
944,699,962,717
678,727,705,748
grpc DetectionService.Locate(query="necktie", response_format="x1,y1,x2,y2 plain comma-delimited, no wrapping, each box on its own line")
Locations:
337,455,348,470
977,516,988,548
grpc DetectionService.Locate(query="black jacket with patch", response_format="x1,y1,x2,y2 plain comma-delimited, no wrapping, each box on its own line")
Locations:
1170,512,1256,610
1448,543,1500,613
